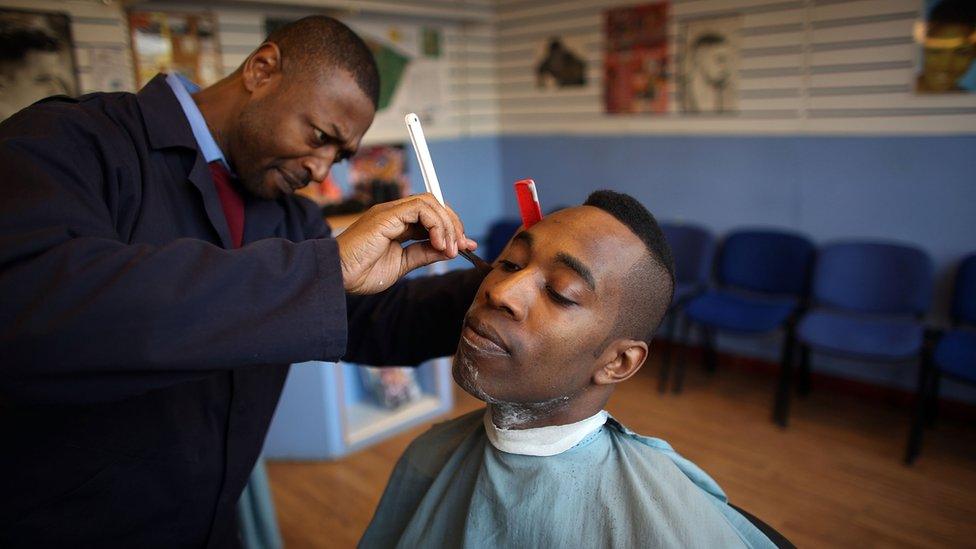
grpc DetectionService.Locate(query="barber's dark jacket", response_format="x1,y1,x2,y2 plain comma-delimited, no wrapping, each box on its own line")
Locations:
0,75,484,548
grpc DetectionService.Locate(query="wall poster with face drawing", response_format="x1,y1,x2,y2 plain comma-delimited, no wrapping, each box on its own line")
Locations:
604,2,669,114
916,0,976,94
680,15,741,114
0,9,78,121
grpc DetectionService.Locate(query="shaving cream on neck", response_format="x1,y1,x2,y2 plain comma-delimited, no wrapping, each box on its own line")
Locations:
484,409,608,456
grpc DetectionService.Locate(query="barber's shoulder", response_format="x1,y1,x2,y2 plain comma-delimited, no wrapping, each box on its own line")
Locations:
1,91,138,146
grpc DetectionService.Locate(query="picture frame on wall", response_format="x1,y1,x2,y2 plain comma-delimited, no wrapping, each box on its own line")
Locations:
915,0,976,94
128,11,221,89
679,15,741,114
604,2,670,115
535,36,588,89
0,8,79,120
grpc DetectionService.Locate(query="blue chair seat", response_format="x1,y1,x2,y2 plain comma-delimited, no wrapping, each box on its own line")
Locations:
798,309,924,361
934,329,976,383
685,290,798,333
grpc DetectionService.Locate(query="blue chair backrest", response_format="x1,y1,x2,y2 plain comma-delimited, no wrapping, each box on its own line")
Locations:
661,222,714,286
952,253,976,326
813,241,933,316
485,219,523,262
718,230,815,296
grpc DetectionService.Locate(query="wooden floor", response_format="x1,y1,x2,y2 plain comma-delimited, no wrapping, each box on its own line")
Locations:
266,357,976,548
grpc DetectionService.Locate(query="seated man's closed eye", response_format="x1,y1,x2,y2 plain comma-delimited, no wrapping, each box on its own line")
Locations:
360,191,776,549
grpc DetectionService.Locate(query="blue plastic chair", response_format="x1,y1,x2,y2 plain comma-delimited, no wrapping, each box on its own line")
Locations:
785,242,933,427
681,229,815,394
484,219,522,262
906,253,976,464
657,222,714,392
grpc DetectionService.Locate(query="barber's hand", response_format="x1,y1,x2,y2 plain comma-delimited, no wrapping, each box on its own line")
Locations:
336,193,478,295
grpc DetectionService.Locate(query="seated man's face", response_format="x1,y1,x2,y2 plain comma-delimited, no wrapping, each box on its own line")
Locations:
453,206,651,408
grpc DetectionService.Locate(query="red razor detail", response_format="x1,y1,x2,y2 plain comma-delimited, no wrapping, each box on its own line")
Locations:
514,179,543,228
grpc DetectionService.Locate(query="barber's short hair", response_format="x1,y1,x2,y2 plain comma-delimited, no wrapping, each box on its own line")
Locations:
264,15,380,108
584,190,675,345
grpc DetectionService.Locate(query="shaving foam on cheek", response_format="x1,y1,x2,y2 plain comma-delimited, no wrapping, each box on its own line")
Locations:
514,179,543,228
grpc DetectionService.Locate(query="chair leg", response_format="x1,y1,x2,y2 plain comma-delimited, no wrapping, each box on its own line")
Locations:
773,324,797,428
797,344,812,397
658,311,677,393
905,354,935,465
702,326,717,373
925,371,940,428
673,315,692,394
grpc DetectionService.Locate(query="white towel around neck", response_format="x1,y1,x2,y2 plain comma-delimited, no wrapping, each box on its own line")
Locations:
483,409,609,456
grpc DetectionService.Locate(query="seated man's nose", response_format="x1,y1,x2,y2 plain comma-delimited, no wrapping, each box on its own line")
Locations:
486,281,530,320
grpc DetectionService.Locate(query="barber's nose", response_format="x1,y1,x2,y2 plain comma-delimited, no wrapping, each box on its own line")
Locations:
302,154,332,184
484,270,534,321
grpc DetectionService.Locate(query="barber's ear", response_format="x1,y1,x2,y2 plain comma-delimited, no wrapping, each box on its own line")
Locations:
242,43,282,92
593,339,648,386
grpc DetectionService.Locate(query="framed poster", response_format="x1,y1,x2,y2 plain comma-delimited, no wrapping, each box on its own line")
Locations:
604,2,670,114
0,8,78,120
128,11,221,89
680,15,741,113
536,36,588,89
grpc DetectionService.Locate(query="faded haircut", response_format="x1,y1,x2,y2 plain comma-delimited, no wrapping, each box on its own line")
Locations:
584,190,675,345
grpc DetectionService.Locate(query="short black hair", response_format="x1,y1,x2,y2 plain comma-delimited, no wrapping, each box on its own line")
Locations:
692,32,728,51
930,0,976,26
584,190,675,345
0,26,61,64
264,15,380,108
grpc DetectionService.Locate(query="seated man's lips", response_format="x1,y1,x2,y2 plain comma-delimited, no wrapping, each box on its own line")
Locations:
461,317,509,356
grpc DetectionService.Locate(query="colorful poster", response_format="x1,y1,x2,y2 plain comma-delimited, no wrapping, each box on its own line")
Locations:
0,9,78,120
128,11,221,89
348,144,410,205
604,2,670,114
680,15,741,113
915,0,976,93
536,36,588,89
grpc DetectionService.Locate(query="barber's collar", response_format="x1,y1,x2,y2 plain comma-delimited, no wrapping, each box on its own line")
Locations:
484,409,608,456
164,72,232,173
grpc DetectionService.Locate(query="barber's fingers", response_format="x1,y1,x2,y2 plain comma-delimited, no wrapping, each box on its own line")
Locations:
441,200,478,252
413,193,478,253
399,240,454,275
381,194,460,257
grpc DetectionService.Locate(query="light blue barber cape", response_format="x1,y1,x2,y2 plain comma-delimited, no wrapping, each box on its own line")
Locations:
360,409,775,548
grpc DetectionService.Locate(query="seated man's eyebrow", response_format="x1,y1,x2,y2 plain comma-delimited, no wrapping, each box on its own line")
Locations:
555,252,595,291
513,231,533,247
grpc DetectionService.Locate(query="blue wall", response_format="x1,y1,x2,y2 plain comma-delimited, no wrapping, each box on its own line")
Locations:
496,134,976,401
404,136,504,242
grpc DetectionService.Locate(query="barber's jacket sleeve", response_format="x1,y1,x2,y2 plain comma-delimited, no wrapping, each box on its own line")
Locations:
299,197,489,368
343,267,488,366
0,107,348,403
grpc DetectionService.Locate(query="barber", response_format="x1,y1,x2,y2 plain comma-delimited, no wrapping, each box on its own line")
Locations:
0,15,485,548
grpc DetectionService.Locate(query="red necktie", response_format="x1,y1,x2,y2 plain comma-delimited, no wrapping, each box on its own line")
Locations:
208,161,244,248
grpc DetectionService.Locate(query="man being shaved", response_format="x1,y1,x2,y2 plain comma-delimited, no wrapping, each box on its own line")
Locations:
360,191,776,548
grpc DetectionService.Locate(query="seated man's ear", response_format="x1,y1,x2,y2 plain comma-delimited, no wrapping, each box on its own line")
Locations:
593,339,648,386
